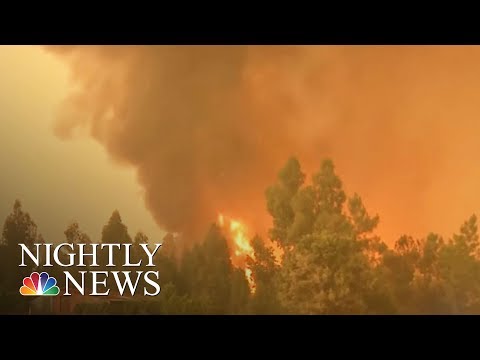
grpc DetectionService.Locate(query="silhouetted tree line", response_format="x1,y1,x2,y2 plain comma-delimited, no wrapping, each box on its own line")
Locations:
2,157,480,314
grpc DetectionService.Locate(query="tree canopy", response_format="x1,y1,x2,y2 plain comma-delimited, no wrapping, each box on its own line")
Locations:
2,157,480,314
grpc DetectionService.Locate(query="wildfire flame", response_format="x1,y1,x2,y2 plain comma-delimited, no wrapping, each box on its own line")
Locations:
229,219,254,258
217,213,256,293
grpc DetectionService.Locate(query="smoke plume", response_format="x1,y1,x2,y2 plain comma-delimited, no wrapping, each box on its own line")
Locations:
46,45,480,244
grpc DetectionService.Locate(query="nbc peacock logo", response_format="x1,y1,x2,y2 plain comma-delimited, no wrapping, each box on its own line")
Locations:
20,272,60,296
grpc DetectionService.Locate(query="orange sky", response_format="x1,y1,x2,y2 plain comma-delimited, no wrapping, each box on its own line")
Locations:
2,45,480,246
0,46,163,243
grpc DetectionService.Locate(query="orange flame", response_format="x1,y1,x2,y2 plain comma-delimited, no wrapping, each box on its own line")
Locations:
229,219,254,258
245,268,254,293
217,213,256,293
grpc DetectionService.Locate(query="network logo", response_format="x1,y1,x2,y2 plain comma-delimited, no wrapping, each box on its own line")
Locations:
20,272,60,296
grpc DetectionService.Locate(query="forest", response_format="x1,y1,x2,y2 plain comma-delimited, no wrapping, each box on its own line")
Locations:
1,157,480,314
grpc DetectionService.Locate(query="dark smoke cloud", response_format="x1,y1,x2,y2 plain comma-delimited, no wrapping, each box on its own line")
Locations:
45,46,480,244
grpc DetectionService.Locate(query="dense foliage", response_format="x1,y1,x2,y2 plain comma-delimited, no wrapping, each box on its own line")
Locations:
1,158,480,314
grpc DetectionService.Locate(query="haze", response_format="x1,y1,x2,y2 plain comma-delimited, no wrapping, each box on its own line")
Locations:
0,46,163,243
2,45,480,245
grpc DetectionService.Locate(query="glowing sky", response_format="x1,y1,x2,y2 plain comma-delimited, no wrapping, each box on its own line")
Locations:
0,45,163,243
3,45,480,246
